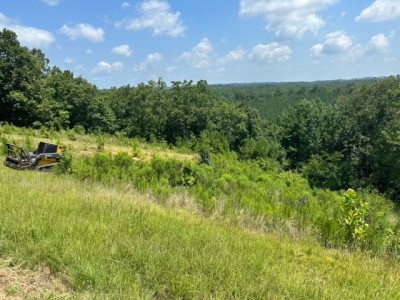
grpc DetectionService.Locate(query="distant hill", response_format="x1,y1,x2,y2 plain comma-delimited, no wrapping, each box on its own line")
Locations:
211,78,382,120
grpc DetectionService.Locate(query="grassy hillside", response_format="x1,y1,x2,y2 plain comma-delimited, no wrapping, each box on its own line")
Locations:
1,166,400,299
1,125,400,298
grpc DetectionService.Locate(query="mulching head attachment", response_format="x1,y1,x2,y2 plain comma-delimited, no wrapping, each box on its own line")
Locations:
4,142,62,171
4,143,33,170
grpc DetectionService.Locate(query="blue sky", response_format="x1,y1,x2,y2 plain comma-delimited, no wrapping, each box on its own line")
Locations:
1,0,399,88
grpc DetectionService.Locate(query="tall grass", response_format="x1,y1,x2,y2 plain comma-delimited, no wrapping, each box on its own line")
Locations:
69,151,399,255
0,167,400,299
1,123,399,254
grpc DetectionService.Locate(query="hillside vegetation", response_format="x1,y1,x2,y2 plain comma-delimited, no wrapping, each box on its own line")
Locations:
2,28,400,201
2,26,400,298
2,125,399,254
1,155,400,299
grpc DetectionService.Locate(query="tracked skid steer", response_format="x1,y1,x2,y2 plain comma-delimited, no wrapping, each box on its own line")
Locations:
4,141,63,171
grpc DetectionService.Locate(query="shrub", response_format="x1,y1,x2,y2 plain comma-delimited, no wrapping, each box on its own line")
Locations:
0,136,10,155
96,135,105,152
55,146,73,174
339,189,370,247
73,124,86,135
67,130,77,141
2,122,14,134
198,147,210,165
131,138,143,158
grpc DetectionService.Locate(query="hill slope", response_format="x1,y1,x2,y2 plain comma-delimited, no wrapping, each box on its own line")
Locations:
0,166,399,299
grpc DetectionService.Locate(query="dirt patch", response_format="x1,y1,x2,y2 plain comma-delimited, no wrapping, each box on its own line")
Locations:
0,259,71,299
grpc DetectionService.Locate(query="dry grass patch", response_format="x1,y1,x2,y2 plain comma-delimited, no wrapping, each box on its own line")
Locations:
1,132,195,162
0,259,71,299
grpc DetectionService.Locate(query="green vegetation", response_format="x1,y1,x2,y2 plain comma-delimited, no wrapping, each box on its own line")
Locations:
2,27,400,298
67,150,399,254
1,27,399,201
1,165,400,299
211,79,377,120
1,124,400,255
278,78,400,201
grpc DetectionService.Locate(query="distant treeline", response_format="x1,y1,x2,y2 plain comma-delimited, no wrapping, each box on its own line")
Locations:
211,79,380,120
1,28,399,202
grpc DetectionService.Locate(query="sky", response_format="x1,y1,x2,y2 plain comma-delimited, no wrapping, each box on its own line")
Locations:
1,0,399,88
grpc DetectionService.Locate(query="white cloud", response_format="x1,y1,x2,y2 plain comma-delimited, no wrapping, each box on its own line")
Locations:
239,0,336,40
92,61,124,74
0,13,55,48
249,42,291,63
42,0,61,6
121,2,131,9
112,44,133,57
216,46,246,71
179,38,214,68
10,25,55,48
166,65,177,72
75,65,85,72
217,46,246,65
311,44,324,57
147,52,163,63
64,57,74,64
0,13,10,24
86,49,93,54
366,33,391,54
116,0,185,37
134,52,163,72
311,31,353,56
60,23,104,42
357,0,400,22
311,31,391,63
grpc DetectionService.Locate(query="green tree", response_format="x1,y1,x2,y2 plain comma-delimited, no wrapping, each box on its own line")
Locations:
335,77,400,198
45,66,115,132
278,99,341,169
164,80,212,143
370,89,400,200
0,28,52,126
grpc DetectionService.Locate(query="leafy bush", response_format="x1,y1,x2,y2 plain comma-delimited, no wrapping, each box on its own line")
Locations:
302,152,350,190
339,189,370,247
55,146,73,174
198,147,210,165
73,124,85,135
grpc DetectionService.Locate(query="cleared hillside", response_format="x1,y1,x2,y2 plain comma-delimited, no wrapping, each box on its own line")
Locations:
0,164,400,299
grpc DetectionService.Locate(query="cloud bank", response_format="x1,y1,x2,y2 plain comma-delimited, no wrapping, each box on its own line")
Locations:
239,0,337,39
116,0,185,37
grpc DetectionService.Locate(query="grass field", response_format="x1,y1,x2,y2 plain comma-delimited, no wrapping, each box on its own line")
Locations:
0,165,400,299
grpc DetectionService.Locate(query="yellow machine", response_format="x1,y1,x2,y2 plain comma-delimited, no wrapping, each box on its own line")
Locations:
4,141,63,171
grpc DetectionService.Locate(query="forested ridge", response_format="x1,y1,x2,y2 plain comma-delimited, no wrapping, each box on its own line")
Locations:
211,78,380,120
1,28,399,202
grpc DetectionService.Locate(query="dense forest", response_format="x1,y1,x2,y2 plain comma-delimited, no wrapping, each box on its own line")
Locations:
1,28,399,203
211,79,379,120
